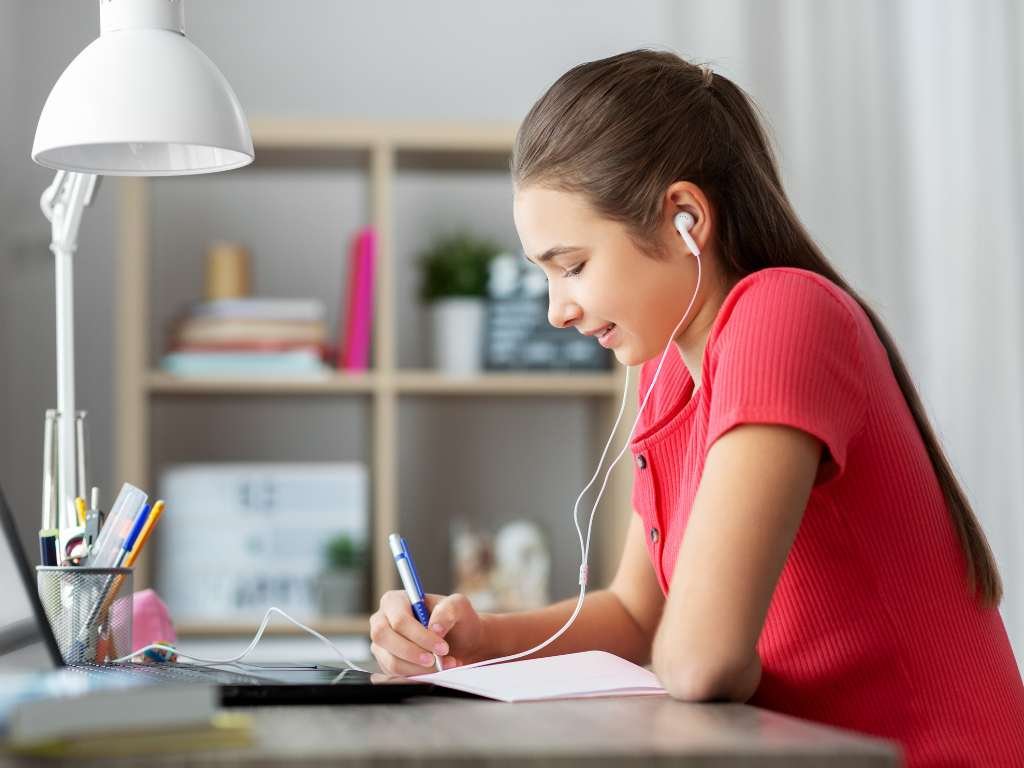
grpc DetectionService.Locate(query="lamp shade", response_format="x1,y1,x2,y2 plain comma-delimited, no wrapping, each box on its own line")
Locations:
32,0,253,176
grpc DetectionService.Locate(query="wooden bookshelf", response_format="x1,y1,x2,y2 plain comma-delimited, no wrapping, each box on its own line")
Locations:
116,120,636,638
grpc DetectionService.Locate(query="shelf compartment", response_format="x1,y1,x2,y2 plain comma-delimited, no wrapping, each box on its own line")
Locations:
147,166,370,373
397,396,616,599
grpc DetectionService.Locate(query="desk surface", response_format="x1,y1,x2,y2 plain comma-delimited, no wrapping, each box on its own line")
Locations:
2,694,900,767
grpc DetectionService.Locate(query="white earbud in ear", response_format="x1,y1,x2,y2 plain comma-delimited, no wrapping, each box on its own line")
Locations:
673,211,701,257
674,211,695,234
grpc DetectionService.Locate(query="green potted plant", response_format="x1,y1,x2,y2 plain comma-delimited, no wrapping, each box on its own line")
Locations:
315,533,367,617
419,231,501,374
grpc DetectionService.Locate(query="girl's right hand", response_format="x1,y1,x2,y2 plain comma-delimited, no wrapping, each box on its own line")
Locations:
369,591,487,676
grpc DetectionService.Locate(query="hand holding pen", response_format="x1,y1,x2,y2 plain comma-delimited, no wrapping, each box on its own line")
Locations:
388,534,442,673
369,533,487,677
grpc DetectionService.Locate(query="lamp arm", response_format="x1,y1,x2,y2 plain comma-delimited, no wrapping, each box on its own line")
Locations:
40,170,99,534
39,170,67,218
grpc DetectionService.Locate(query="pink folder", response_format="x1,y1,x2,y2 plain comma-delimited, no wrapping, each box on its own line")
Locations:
337,231,361,369
344,227,375,370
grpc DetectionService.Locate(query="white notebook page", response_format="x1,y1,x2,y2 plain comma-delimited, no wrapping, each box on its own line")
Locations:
411,650,667,702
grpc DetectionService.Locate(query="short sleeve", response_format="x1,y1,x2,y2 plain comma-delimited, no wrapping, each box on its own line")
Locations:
704,270,867,484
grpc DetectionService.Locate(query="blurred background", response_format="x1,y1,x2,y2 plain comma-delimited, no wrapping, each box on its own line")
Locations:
0,0,1021,667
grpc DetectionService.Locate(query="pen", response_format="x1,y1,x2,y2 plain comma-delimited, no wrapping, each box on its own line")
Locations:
88,487,103,536
114,503,151,568
388,533,443,673
40,429,58,565
74,497,87,526
124,500,164,567
84,512,99,550
38,528,58,566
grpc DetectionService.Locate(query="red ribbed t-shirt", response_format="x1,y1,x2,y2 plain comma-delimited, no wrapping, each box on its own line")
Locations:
629,268,1024,766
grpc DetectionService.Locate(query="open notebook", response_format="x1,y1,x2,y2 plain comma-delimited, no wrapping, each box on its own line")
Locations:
411,651,667,702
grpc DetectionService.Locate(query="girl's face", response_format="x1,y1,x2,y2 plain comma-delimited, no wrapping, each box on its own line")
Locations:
513,185,699,367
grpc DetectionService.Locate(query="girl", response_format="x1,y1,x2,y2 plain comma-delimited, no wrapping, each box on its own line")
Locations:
370,50,1024,766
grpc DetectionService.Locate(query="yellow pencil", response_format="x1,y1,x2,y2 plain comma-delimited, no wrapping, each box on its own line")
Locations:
74,497,87,526
124,500,164,567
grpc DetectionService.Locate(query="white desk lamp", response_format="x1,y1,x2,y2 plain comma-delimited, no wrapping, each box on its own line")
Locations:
31,0,253,536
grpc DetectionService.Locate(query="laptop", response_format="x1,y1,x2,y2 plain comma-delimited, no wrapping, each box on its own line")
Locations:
0,482,433,705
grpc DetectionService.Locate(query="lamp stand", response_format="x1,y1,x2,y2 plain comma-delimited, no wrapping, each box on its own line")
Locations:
39,170,99,535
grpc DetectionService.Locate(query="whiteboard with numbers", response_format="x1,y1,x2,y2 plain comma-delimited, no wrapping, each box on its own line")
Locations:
155,463,368,622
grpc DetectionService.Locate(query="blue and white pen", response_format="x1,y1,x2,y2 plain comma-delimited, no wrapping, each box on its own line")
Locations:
388,533,443,673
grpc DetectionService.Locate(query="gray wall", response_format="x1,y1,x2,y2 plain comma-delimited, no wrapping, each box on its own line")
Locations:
1,0,121,561
0,0,680,594
0,2,15,436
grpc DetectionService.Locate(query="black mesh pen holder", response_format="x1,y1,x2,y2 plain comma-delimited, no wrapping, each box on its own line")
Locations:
36,566,133,664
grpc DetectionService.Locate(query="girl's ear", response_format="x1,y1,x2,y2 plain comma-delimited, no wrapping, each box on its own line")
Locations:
664,181,713,256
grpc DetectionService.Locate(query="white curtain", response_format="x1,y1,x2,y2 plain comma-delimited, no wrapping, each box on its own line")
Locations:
672,0,1024,666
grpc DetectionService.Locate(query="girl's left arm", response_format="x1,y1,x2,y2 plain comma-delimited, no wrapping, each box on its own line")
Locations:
652,422,823,702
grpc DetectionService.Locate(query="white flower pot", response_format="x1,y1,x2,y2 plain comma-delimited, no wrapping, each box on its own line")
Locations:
431,298,486,375
315,569,365,616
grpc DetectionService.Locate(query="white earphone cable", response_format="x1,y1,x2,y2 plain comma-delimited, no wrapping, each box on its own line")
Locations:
456,221,702,671
111,606,368,672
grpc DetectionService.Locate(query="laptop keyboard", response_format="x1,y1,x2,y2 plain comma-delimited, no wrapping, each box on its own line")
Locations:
74,661,268,685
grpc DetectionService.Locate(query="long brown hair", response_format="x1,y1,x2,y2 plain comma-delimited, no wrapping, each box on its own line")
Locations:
512,49,1002,605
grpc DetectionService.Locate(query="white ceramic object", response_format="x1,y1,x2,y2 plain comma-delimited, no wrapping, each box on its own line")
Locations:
431,298,486,375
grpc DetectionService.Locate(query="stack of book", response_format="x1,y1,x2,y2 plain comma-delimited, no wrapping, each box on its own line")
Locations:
4,674,252,757
162,298,330,377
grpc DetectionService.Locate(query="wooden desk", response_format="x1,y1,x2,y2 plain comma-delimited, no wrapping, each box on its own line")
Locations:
2,694,901,767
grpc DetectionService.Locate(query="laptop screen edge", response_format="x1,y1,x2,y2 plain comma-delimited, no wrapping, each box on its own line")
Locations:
0,482,67,668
